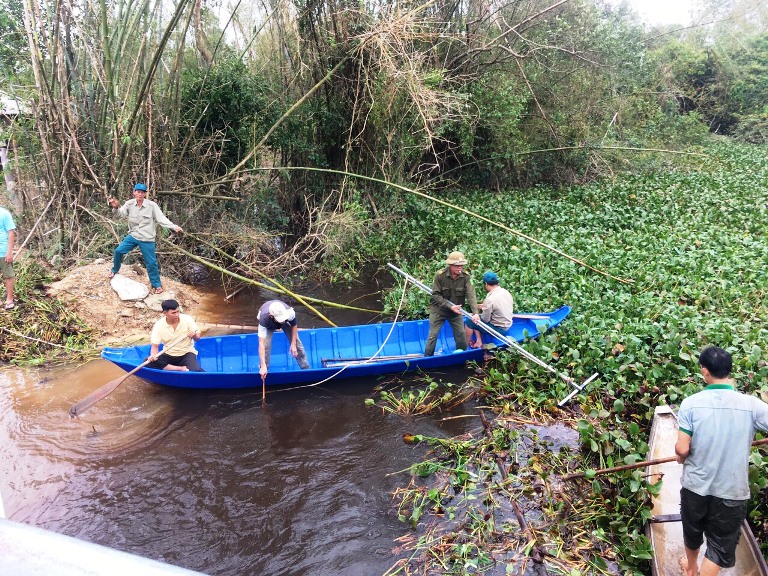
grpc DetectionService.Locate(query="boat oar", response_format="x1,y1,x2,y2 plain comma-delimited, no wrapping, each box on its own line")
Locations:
261,374,266,405
562,437,768,481
69,335,189,418
386,263,599,402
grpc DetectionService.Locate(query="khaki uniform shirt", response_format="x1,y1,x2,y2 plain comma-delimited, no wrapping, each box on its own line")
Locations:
150,313,199,357
430,267,479,314
480,286,514,330
115,199,177,242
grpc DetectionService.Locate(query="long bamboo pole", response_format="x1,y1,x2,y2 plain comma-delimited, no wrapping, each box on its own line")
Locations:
164,242,379,316
563,437,768,481
189,233,334,323
249,167,633,285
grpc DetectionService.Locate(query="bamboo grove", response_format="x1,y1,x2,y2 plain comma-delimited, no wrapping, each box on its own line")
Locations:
0,0,762,272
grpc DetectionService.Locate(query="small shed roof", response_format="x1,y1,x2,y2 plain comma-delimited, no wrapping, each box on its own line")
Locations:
0,92,29,115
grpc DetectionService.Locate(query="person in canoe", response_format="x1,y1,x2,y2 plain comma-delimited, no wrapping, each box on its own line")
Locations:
108,182,183,294
147,299,204,371
258,300,310,377
675,346,768,576
424,251,479,356
463,270,514,350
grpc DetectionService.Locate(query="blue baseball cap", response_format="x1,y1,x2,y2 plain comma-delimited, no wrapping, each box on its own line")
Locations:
134,182,147,191
482,271,499,284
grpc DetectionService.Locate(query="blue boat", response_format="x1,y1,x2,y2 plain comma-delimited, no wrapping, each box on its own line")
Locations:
100,306,571,389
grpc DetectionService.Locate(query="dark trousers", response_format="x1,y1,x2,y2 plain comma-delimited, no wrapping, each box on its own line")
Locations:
147,352,204,372
424,308,467,356
680,487,746,568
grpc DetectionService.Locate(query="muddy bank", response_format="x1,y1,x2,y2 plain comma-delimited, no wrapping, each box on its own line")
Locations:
46,260,212,346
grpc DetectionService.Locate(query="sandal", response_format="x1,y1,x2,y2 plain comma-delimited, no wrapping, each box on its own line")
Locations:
153,286,164,294
5,301,14,310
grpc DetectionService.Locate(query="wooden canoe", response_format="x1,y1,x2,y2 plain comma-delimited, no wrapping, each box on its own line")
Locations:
646,405,768,576
100,306,570,389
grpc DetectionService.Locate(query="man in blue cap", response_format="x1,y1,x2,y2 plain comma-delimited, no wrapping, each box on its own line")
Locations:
464,270,514,349
108,182,183,294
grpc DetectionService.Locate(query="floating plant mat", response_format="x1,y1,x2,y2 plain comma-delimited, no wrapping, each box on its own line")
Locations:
381,406,651,576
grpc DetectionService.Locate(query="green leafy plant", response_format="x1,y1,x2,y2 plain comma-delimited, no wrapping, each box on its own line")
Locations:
374,139,768,573
366,375,471,415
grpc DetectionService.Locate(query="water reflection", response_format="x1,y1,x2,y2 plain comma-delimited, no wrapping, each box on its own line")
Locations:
1,357,478,576
191,281,389,331
1,280,482,575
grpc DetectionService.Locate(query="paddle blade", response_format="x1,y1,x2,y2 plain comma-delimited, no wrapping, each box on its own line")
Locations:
69,373,130,417
70,338,184,418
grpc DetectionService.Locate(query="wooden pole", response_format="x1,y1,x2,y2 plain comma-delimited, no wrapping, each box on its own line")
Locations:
261,374,266,405
563,437,768,481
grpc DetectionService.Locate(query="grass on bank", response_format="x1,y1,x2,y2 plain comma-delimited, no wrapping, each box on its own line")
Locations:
0,261,94,365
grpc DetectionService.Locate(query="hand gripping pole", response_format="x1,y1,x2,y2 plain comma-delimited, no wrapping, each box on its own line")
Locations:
386,263,599,405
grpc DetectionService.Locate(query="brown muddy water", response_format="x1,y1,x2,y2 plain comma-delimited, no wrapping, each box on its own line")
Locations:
0,282,480,575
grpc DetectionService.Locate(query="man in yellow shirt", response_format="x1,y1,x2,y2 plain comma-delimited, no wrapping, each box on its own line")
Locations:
147,299,204,371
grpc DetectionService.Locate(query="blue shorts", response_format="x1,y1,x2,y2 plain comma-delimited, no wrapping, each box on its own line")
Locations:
463,317,509,336
680,487,747,568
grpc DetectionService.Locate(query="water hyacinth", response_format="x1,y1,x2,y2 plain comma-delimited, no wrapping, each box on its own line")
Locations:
366,140,768,573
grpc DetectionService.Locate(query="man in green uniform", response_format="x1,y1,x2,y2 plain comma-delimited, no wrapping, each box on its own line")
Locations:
424,251,479,356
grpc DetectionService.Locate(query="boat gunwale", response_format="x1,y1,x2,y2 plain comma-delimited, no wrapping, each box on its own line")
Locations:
100,306,571,389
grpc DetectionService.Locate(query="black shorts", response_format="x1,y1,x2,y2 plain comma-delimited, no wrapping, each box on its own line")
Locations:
146,352,204,372
680,487,747,568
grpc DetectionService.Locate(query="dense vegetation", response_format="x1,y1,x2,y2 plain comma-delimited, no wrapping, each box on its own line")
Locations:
2,0,768,573
1,0,766,274
364,139,768,574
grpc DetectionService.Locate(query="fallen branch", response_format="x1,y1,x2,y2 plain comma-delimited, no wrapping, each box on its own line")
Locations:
0,326,82,352
250,166,634,285
164,241,379,316
480,410,546,568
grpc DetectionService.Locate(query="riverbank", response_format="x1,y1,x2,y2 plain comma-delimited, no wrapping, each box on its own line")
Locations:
44,260,211,346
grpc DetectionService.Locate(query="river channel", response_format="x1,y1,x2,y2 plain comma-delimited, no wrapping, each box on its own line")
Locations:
1,283,478,575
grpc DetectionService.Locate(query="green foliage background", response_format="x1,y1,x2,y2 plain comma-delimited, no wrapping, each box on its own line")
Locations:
3,0,768,568
354,139,768,571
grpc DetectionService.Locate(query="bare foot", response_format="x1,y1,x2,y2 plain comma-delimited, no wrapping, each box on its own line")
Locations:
680,555,696,576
